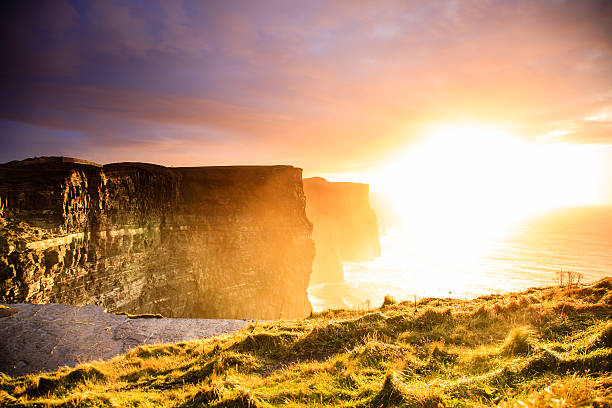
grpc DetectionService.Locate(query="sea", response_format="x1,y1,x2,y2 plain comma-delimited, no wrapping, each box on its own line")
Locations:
308,206,612,312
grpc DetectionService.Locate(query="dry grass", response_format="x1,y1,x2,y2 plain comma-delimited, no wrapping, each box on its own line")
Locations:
501,327,535,356
1,277,611,407
382,295,397,307
0,305,18,318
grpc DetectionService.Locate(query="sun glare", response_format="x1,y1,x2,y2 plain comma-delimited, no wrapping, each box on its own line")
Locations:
363,122,607,265
389,124,603,212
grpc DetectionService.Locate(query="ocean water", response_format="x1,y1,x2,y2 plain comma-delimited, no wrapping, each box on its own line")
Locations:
308,206,612,312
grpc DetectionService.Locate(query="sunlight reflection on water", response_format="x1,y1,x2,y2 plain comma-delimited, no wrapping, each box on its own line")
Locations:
308,206,612,312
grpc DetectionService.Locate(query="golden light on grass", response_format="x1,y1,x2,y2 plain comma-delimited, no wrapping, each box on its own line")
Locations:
3,278,612,407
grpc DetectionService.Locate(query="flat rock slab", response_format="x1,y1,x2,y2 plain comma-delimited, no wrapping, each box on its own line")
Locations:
0,303,251,377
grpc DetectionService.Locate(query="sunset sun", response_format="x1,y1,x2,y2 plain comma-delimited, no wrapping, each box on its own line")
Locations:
371,122,607,233
322,122,612,289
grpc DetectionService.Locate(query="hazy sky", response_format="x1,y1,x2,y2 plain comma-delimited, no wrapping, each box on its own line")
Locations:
1,0,611,177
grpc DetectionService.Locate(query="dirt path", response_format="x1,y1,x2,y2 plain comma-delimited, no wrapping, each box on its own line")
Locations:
0,303,251,377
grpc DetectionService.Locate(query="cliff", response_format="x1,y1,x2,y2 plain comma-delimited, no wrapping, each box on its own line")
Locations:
303,177,380,283
0,157,314,319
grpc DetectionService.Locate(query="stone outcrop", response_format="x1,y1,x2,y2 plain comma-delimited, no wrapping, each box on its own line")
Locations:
0,157,314,320
0,303,250,376
303,177,380,283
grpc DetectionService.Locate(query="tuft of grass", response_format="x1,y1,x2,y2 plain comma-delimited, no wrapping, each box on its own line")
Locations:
499,374,612,408
1,277,611,407
413,307,452,329
0,390,16,405
381,295,397,307
0,305,17,318
429,342,458,364
24,364,108,397
586,321,612,351
115,312,164,319
501,326,535,356
364,371,443,408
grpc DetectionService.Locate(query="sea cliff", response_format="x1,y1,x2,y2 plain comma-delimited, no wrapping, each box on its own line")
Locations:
303,177,380,283
0,157,314,319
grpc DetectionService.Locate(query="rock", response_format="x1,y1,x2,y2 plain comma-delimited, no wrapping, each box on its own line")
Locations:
0,303,251,376
303,177,380,283
0,157,314,320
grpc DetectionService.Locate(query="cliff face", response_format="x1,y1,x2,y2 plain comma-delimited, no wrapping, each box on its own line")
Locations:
303,177,380,283
0,157,314,319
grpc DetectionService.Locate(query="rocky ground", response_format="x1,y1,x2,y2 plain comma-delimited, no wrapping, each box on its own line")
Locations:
0,303,250,376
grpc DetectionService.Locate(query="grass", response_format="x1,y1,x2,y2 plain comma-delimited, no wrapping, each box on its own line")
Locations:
0,305,18,318
1,278,611,407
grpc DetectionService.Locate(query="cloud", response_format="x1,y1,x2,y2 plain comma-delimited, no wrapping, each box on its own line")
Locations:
1,0,611,172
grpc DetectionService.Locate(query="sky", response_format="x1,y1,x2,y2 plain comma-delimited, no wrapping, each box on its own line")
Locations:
1,0,611,196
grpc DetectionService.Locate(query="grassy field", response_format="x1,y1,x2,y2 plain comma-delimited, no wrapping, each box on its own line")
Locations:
1,278,611,407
